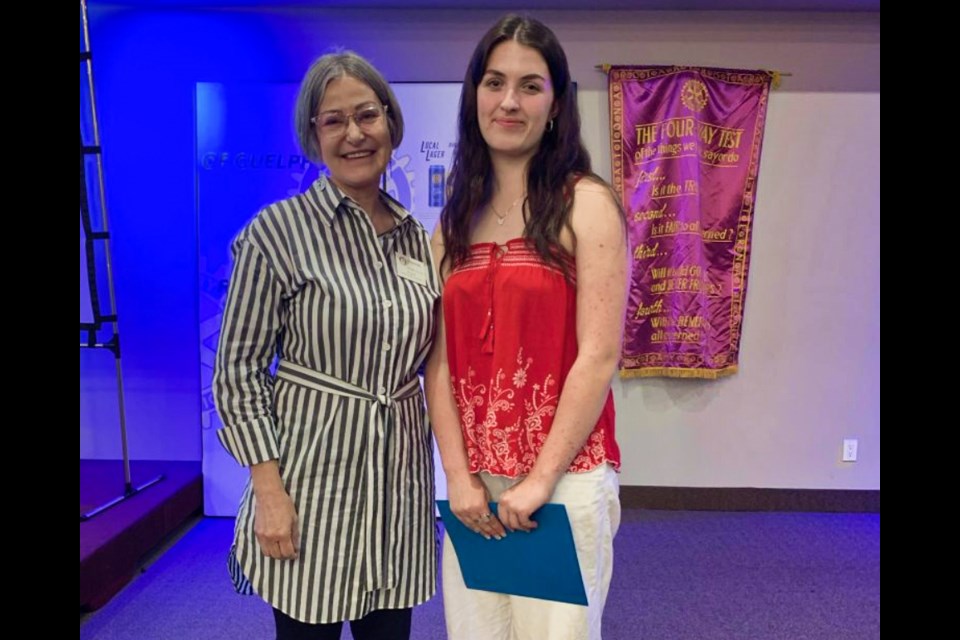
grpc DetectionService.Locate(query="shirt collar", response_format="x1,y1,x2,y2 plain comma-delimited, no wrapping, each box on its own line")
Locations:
305,175,413,228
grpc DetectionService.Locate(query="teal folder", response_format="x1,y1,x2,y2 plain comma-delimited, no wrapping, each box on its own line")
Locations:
437,500,588,606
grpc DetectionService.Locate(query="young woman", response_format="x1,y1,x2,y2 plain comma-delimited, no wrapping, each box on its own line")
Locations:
425,15,628,640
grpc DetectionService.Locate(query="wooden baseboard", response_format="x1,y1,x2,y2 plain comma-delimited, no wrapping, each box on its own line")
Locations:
619,486,879,513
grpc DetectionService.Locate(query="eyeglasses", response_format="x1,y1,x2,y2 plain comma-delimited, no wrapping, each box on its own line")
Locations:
310,104,388,137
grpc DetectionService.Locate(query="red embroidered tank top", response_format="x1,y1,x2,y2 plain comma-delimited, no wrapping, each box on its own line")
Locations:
443,238,621,477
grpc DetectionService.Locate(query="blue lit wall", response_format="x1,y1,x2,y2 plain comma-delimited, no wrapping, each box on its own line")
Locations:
79,5,481,461
79,8,341,461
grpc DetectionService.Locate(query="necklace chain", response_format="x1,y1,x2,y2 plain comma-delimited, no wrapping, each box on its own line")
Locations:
491,194,526,226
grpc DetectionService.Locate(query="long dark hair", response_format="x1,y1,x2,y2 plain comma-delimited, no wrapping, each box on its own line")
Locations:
441,15,598,276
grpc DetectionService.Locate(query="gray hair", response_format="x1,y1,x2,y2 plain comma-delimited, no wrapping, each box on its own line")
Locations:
295,51,404,164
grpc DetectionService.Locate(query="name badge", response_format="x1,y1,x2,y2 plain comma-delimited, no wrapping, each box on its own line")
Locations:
396,253,428,286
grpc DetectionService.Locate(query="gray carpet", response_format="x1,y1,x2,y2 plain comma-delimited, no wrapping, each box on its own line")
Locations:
79,509,879,639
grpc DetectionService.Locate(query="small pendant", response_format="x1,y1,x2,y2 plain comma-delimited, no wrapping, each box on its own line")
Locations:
497,217,505,226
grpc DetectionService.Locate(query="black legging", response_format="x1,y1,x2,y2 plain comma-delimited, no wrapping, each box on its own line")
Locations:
273,607,413,640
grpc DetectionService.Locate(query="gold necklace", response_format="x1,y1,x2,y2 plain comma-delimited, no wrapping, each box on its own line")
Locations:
490,194,526,226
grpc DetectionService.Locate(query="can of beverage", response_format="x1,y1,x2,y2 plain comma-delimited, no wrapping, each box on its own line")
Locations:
429,164,445,208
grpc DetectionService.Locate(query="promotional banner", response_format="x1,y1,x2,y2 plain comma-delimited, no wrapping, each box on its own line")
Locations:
609,66,771,379
196,82,460,515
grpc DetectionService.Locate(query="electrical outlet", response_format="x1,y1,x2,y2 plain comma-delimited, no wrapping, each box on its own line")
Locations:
842,438,858,462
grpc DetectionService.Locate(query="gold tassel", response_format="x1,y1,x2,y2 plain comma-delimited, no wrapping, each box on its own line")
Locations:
769,70,781,90
762,69,791,90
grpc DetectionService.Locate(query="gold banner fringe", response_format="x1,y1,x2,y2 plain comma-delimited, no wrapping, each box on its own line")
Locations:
619,366,739,380
597,63,789,89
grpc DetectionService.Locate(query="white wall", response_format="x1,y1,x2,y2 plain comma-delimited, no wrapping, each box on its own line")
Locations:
83,7,879,489
554,13,880,490
609,91,879,489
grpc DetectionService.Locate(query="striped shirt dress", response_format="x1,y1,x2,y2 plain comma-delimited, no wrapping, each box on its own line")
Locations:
213,176,441,624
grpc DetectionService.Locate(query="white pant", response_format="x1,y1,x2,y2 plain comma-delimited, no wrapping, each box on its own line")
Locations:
443,464,621,640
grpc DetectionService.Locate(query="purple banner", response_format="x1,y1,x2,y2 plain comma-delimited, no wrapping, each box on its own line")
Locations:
610,66,771,379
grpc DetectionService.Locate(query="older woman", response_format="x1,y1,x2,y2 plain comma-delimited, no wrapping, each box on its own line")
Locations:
214,52,440,640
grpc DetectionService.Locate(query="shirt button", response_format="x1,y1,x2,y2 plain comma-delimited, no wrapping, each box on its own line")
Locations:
383,341,392,351
384,300,393,309
379,386,387,394
374,260,384,269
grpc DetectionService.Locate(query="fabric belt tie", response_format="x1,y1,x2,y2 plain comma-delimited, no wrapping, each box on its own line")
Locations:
276,360,421,592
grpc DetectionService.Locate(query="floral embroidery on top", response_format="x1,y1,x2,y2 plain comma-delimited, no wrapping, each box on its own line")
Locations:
512,348,532,389
445,239,620,478
453,347,608,476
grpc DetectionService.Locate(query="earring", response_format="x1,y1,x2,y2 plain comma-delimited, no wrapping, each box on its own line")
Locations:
546,119,555,132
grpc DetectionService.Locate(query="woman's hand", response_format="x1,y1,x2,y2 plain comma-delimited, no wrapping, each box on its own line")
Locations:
250,461,300,559
496,476,554,532
448,472,506,540
254,486,300,559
